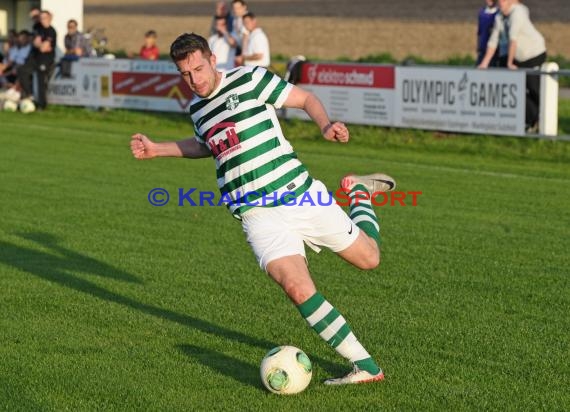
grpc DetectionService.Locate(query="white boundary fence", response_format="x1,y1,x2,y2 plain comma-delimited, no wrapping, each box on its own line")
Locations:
47,59,563,138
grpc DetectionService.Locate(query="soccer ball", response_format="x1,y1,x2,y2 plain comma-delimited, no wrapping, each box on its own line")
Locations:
260,345,312,394
2,100,18,112
19,98,36,114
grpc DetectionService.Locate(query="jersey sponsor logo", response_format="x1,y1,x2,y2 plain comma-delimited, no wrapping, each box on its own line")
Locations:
205,121,242,159
225,93,240,110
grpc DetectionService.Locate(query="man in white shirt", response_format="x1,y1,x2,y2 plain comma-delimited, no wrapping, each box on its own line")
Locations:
236,12,270,68
208,16,238,71
478,0,546,131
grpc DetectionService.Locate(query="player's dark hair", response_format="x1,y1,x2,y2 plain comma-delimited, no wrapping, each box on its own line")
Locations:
170,33,211,62
145,30,157,38
68,19,78,26
243,11,255,19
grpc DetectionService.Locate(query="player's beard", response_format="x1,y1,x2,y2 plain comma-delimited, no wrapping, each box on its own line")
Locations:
194,68,221,98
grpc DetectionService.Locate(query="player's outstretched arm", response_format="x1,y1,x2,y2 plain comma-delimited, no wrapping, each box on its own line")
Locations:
282,85,349,143
130,133,211,159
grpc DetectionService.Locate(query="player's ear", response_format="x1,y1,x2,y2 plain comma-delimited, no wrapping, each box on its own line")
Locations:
210,53,217,68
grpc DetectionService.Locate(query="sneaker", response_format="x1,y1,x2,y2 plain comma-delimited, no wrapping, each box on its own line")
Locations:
340,173,396,193
324,365,385,386
525,122,539,134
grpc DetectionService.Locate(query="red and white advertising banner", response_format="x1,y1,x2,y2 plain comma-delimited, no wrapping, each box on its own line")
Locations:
48,58,193,112
394,67,526,136
285,63,396,126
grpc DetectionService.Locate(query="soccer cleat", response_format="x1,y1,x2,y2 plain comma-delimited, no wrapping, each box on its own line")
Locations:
324,365,385,386
340,173,396,193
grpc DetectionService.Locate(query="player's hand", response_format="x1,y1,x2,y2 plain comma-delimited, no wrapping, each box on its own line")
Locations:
507,63,518,70
131,133,158,159
322,122,349,143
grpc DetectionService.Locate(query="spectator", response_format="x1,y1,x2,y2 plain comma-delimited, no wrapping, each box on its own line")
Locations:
476,0,498,66
210,1,233,37
64,20,89,59
1,30,32,85
60,20,89,78
29,7,42,32
208,16,238,71
18,10,56,110
2,29,18,57
236,12,270,68
480,0,546,131
139,30,160,60
231,0,249,50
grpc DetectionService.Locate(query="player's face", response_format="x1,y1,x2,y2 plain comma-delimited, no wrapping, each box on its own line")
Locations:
176,50,219,98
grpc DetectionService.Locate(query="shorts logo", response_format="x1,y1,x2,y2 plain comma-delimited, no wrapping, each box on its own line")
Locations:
225,93,240,110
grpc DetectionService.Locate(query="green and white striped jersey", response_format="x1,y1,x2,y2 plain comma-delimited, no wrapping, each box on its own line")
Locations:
190,66,313,216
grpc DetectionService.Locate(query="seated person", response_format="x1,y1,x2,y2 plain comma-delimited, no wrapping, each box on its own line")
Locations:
60,19,89,77
1,30,32,85
63,19,89,60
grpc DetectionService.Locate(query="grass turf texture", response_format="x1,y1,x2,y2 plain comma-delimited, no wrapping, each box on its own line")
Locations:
0,106,569,411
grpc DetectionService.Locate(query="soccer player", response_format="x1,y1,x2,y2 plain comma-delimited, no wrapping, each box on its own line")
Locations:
130,33,396,385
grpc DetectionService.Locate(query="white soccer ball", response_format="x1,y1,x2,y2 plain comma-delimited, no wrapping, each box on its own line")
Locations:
19,98,36,114
2,100,18,112
260,345,312,394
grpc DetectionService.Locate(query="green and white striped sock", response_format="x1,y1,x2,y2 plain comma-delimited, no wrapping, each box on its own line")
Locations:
349,184,381,246
297,292,381,375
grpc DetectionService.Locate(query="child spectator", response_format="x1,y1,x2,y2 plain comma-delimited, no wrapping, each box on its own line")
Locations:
139,30,159,60
476,0,498,66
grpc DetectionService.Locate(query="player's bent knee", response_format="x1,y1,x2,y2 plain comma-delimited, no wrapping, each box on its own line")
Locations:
357,249,381,270
282,279,314,305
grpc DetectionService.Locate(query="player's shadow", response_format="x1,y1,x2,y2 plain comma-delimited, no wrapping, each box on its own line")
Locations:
0,232,344,376
177,344,264,391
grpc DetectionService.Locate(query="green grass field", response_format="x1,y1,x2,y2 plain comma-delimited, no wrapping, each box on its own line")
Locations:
0,106,569,411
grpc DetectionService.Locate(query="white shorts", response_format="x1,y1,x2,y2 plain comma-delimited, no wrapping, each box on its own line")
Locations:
241,179,360,271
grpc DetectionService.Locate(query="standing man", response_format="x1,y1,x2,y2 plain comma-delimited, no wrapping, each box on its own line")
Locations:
29,7,42,32
130,33,396,385
18,10,56,110
235,12,270,68
208,16,238,71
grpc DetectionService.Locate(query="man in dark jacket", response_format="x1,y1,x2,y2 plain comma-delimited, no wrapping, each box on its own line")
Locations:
18,10,57,109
